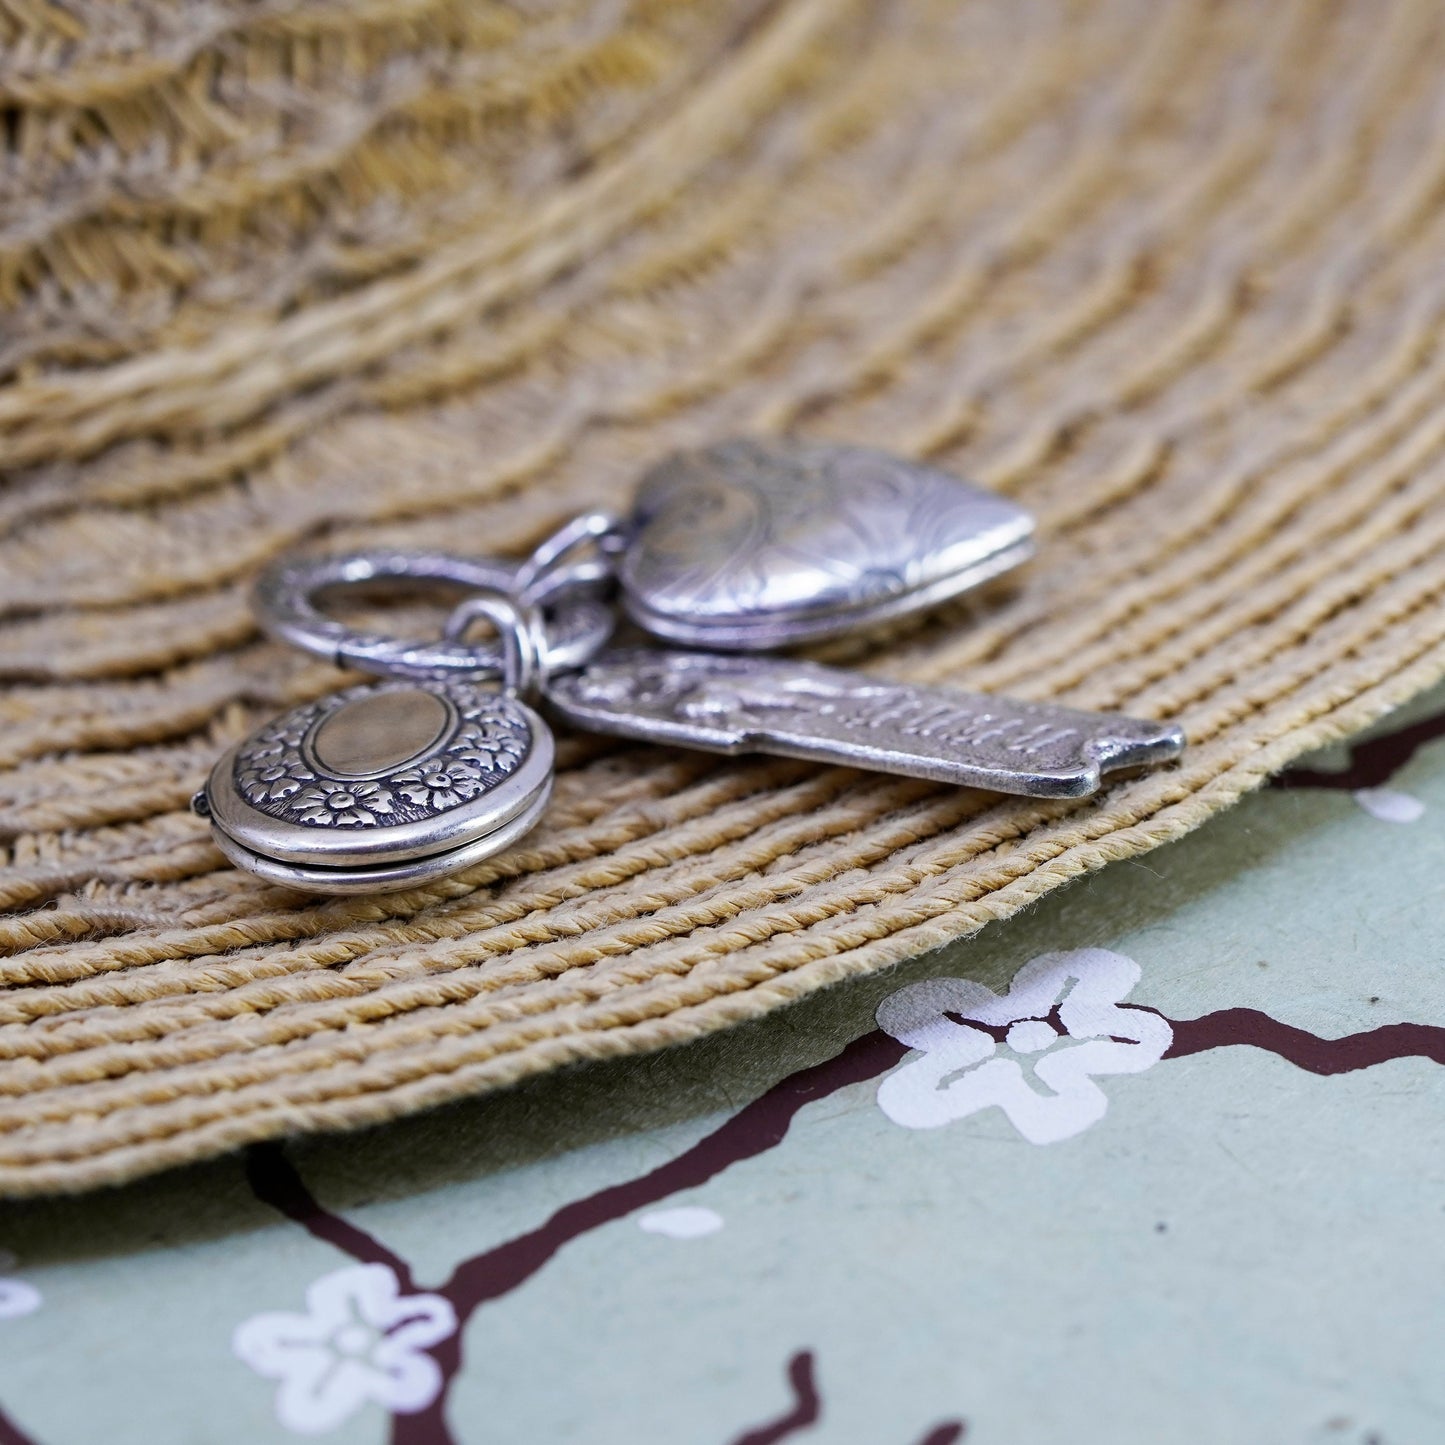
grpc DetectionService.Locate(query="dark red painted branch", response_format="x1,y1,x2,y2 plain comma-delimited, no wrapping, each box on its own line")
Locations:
388,1032,909,1444
245,1142,418,1292
1164,1009,1445,1073
0,1407,39,1445
1269,707,1445,790
439,1030,908,1315
258,998,1445,1445
728,1350,821,1445
915,1425,967,1445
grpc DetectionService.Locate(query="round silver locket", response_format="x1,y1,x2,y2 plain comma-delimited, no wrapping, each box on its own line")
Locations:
203,676,553,893
202,555,599,893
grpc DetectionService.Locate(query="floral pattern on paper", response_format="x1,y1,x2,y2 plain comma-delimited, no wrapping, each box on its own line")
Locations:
1352,786,1425,823
876,949,1172,1144
233,1262,456,1435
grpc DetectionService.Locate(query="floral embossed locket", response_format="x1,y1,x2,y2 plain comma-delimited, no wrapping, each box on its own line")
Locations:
197,598,555,894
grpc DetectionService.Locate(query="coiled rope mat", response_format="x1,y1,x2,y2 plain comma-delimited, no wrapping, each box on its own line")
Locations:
2,0,1444,1196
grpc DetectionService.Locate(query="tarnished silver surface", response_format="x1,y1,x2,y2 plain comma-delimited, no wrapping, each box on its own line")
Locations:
254,550,614,681
619,439,1035,650
202,676,554,892
547,650,1184,798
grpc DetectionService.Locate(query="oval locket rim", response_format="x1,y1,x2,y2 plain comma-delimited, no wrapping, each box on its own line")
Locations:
209,780,553,894
304,685,456,780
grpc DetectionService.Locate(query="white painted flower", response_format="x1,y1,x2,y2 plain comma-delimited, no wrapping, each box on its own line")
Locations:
233,1263,456,1435
876,949,1172,1144
1353,787,1425,823
0,1278,41,1320
638,1206,724,1239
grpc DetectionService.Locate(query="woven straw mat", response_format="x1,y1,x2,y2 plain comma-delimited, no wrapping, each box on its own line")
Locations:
2,0,1444,1196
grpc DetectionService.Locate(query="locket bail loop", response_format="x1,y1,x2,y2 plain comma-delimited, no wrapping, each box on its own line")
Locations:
442,591,547,703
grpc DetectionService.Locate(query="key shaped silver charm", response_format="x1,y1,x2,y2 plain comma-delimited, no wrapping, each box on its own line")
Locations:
547,649,1183,798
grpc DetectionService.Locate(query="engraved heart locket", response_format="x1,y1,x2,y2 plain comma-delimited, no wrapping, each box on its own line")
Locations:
619,439,1036,649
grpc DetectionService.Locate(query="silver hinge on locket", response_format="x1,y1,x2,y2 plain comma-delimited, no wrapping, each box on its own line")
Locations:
199,438,1184,893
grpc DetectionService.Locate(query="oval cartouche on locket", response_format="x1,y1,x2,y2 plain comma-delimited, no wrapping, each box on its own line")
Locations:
617,438,1036,651
200,679,553,893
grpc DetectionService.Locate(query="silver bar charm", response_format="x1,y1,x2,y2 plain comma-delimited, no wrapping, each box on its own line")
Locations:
546,649,1184,798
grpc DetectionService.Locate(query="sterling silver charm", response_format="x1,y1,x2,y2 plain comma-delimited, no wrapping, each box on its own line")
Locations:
208,437,1182,894
197,600,555,893
548,649,1184,798
619,439,1035,649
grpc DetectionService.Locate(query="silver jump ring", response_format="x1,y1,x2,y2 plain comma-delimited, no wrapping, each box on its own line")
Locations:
442,591,546,701
253,549,613,682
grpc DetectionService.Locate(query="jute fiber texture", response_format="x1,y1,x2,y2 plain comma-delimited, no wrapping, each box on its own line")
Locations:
2,0,1445,1197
